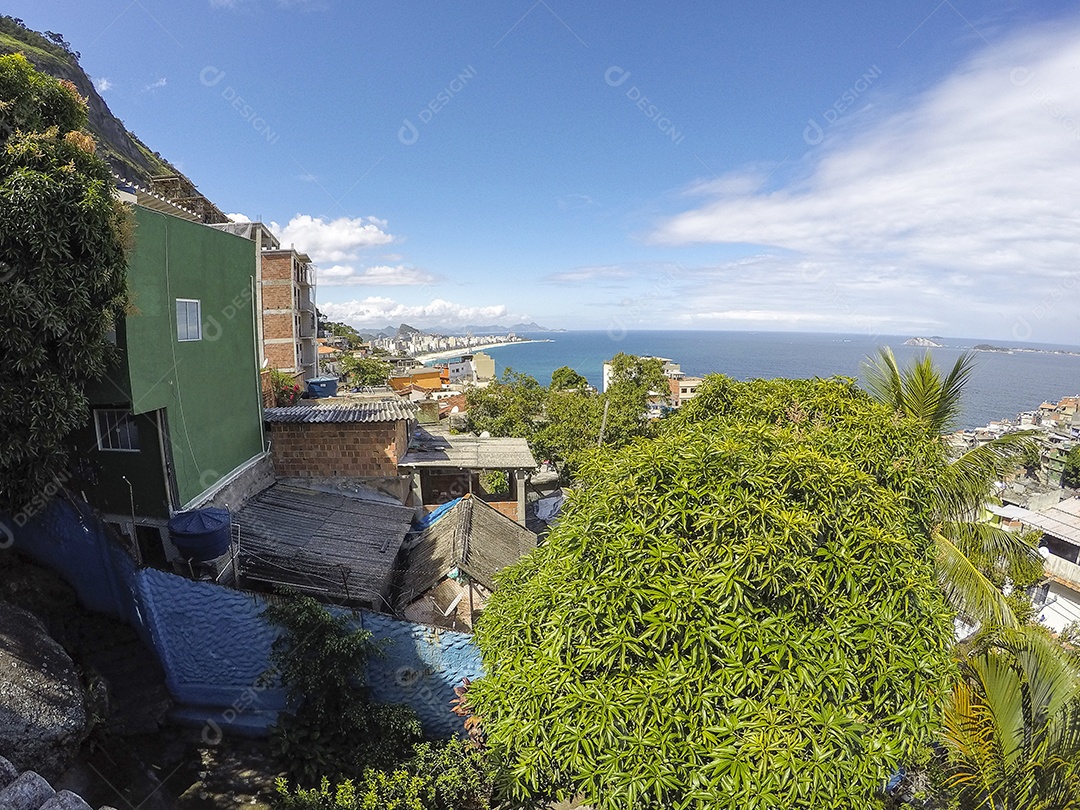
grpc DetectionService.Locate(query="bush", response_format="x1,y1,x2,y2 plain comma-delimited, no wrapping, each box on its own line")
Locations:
274,738,494,810
270,368,303,406
265,595,423,786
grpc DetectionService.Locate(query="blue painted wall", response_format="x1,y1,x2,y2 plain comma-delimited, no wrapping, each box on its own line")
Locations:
7,498,483,738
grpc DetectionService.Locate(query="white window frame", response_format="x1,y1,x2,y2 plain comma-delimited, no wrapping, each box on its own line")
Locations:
94,409,141,452
176,298,202,342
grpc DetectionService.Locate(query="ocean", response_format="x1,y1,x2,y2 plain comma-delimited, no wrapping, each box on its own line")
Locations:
470,331,1080,430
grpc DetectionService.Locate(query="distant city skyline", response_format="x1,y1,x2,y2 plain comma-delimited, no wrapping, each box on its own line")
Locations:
7,1,1080,344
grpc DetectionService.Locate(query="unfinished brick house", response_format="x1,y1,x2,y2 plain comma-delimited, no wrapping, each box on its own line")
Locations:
264,400,418,480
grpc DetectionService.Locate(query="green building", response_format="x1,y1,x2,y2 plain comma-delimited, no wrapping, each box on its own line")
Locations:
70,190,267,564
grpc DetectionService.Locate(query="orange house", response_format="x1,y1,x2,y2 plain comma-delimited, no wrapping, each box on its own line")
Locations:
388,368,444,393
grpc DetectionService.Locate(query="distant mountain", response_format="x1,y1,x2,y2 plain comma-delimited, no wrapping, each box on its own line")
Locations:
395,323,423,338
0,16,227,221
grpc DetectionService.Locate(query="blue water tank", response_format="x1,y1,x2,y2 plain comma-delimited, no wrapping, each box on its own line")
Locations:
168,507,232,561
306,376,339,398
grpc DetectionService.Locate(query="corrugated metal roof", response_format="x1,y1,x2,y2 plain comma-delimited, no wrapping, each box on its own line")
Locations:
236,483,414,607
399,427,537,469
265,400,417,424
397,495,536,607
1008,496,1080,547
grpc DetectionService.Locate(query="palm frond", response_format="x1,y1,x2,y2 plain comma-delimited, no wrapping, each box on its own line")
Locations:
934,432,1039,520
861,346,905,414
935,531,1019,628
941,520,1042,576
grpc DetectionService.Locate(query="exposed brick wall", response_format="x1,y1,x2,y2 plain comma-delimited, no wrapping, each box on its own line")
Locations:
261,282,293,310
260,252,294,282
269,420,409,478
263,312,294,340
265,342,296,371
260,369,274,407
486,500,518,522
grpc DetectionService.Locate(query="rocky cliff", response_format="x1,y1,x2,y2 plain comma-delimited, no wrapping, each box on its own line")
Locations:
0,15,227,224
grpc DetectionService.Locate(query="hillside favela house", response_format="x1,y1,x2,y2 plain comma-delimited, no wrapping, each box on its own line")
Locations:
68,185,270,569
397,494,537,631
398,425,537,524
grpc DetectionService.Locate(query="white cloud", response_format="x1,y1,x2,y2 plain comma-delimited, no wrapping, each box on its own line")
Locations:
227,212,252,223
652,21,1080,343
144,77,167,91
93,77,112,93
319,264,438,286
271,214,394,263
319,298,512,328
543,265,633,285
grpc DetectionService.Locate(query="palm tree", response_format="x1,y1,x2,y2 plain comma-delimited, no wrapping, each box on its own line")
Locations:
862,347,1041,628
944,626,1080,809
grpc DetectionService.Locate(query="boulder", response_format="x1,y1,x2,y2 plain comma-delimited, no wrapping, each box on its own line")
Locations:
0,771,55,810
0,602,88,780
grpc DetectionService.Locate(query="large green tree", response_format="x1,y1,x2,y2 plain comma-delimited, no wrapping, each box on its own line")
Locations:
0,53,129,514
470,375,956,809
340,354,391,386
466,357,666,475
862,348,1041,628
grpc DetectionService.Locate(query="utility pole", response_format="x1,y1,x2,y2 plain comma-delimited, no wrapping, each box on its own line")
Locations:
597,398,610,447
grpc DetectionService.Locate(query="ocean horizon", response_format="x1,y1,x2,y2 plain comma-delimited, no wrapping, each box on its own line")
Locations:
465,330,1080,431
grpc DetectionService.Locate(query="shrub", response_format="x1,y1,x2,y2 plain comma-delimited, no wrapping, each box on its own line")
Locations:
265,595,423,786
274,738,494,810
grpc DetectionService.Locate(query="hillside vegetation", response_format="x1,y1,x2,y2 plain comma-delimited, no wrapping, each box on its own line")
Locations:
0,15,181,188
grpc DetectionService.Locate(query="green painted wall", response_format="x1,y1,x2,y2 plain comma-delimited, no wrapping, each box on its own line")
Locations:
84,205,265,516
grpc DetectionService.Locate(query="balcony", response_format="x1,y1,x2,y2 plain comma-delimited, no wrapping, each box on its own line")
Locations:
1044,552,1080,590
294,263,314,287
297,312,316,338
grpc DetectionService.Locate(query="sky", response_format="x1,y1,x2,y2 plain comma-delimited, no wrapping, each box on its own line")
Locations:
7,0,1080,343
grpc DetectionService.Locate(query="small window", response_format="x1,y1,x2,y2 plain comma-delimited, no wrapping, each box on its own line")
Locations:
95,409,140,452
176,299,202,342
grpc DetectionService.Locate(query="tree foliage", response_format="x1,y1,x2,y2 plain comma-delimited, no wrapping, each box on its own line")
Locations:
0,53,130,513
340,354,391,387
1063,446,1080,490
466,357,664,475
470,375,957,809
550,366,588,391
265,594,422,786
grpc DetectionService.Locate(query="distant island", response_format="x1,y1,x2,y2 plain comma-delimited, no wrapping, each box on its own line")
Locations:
904,337,945,347
972,343,1080,357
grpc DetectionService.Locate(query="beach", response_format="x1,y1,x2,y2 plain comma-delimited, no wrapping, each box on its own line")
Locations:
416,338,552,364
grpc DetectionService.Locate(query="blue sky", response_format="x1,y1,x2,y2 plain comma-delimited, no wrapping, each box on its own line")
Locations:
8,1,1080,342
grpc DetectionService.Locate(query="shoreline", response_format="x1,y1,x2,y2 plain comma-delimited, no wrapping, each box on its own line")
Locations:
416,338,553,364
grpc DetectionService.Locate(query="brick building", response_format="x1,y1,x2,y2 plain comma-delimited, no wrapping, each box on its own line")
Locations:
260,249,317,380
210,222,318,381
265,400,418,479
